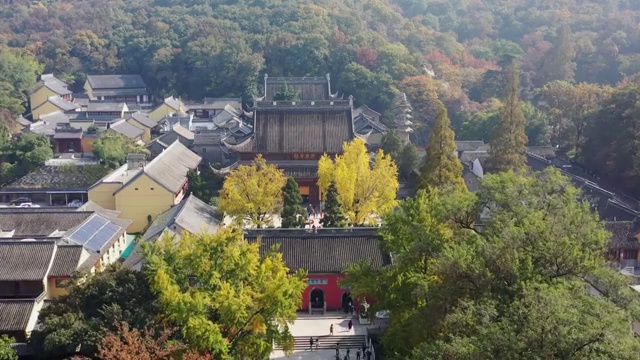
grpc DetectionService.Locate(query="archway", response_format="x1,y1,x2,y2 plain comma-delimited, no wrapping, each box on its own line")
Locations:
310,288,325,308
341,292,353,313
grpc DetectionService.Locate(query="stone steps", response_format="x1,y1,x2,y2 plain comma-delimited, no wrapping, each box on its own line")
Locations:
276,335,366,350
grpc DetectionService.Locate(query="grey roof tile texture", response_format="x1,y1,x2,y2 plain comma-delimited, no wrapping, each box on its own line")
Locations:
129,112,157,128
0,211,93,237
87,75,146,89
0,242,55,280
49,245,83,277
110,120,144,139
0,300,35,332
244,234,391,273
143,141,202,193
254,106,353,154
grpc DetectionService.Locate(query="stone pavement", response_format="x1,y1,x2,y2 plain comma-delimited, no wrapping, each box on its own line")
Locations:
270,312,368,360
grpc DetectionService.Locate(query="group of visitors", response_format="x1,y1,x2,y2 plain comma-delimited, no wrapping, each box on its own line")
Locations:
331,342,372,360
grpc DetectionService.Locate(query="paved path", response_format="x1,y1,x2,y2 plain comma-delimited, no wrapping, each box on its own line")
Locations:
270,313,368,360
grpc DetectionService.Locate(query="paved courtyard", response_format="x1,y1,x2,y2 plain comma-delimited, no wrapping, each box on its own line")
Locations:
270,312,369,360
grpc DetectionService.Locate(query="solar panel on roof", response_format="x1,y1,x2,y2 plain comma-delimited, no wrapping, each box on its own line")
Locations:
68,215,122,252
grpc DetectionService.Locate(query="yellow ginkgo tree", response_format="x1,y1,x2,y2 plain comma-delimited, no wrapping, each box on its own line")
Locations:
219,155,286,227
318,139,399,225
144,228,307,359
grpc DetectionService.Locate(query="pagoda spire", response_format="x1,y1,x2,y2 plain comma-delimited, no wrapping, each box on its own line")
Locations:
395,92,413,142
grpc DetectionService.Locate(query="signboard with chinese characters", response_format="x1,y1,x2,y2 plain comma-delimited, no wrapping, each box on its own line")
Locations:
307,278,328,285
292,153,319,160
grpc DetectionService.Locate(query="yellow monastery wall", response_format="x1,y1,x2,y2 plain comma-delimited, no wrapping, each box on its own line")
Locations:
115,174,175,233
88,183,122,210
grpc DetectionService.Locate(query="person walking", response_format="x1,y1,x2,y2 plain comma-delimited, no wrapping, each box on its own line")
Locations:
315,337,319,350
330,323,334,335
346,348,351,359
309,337,314,350
348,319,353,330
335,343,340,357
356,349,361,360
366,349,372,360
361,343,366,355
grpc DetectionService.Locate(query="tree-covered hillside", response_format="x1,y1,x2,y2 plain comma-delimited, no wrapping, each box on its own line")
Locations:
3,0,640,193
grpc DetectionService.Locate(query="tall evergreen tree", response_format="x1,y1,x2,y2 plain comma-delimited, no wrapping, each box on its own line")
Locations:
537,22,576,85
418,102,464,190
281,177,307,228
320,181,347,228
486,61,529,173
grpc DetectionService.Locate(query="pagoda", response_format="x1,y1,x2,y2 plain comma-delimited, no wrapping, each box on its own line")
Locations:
395,92,413,142
216,74,356,203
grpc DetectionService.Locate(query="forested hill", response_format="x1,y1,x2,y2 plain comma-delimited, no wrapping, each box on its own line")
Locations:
3,1,640,194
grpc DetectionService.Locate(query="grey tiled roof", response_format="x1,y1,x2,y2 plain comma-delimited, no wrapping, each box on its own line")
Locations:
110,120,144,139
202,97,242,109
0,300,36,332
53,128,83,139
455,141,486,152
0,242,55,280
87,102,126,112
134,141,201,193
244,232,391,273
0,211,93,237
253,104,353,154
129,112,157,128
40,74,68,89
2,165,110,191
49,245,83,277
47,96,80,111
87,75,146,90
164,96,188,112
171,124,194,140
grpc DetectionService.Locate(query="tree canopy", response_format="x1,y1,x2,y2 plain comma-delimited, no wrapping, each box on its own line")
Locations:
91,131,149,169
280,177,307,228
218,155,286,227
143,229,307,360
317,139,398,225
30,265,161,359
0,335,17,360
418,101,464,190
343,168,640,359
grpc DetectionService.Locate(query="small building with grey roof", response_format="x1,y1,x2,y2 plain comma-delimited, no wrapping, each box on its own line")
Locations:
84,75,151,104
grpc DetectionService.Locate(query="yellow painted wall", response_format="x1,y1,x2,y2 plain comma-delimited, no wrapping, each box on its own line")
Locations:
32,101,62,120
30,86,56,110
84,80,94,99
88,183,122,210
149,103,174,122
128,119,151,143
46,278,71,299
115,174,175,232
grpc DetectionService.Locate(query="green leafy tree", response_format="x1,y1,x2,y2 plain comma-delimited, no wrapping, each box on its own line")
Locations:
583,82,640,195
187,167,222,205
0,46,42,115
343,169,640,358
92,131,149,169
280,177,307,228
398,142,419,180
418,102,464,190
0,335,17,360
143,229,307,360
486,61,528,173
381,130,418,180
537,23,576,86
272,82,299,101
320,181,347,228
30,265,161,359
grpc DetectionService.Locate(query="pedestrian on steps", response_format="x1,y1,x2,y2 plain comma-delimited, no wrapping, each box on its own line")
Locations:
356,349,361,360
330,323,334,335
366,349,372,360
348,319,353,330
309,337,314,350
346,348,351,359
315,337,319,350
335,343,340,357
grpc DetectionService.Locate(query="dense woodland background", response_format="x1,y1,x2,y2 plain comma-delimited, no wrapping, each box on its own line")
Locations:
2,0,640,194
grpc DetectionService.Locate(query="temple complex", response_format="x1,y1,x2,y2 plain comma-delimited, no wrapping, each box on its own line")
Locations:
215,74,387,203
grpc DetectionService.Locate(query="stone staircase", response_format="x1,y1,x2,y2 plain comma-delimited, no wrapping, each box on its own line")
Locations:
276,334,367,351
